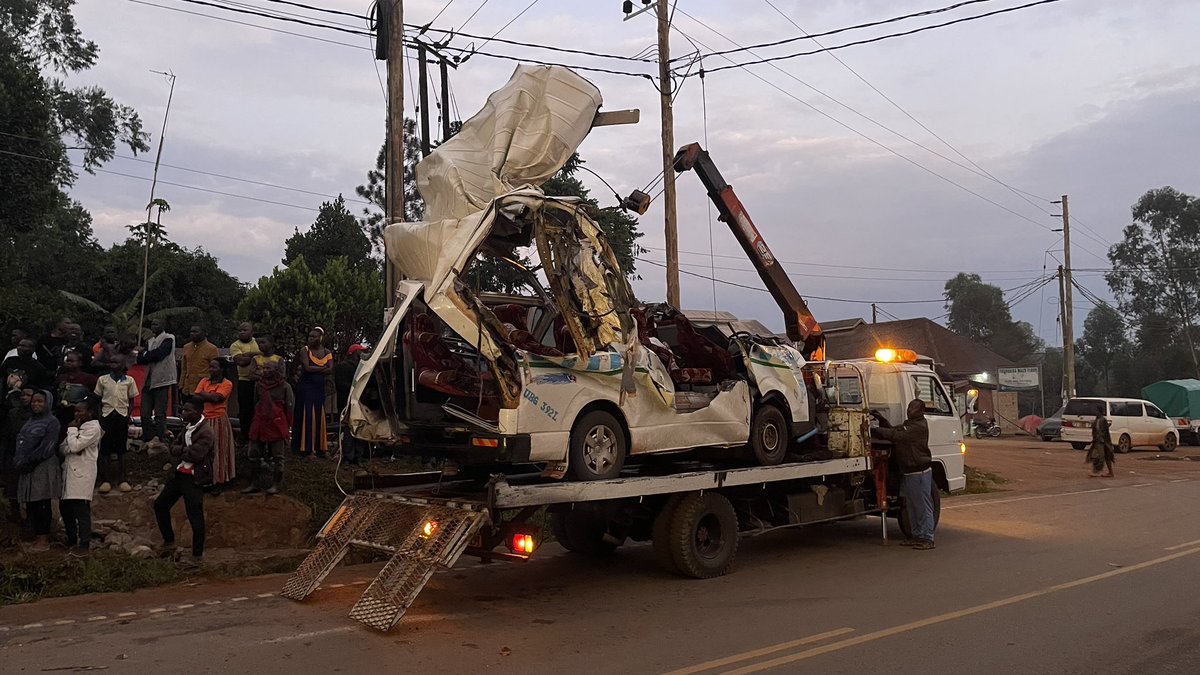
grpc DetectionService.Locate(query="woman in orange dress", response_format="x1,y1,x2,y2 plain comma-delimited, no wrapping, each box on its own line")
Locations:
292,327,334,459
193,358,236,489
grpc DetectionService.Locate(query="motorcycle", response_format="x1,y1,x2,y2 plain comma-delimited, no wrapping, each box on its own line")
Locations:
971,414,1003,438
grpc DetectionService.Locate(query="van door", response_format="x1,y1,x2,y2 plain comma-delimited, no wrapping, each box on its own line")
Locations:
910,373,959,467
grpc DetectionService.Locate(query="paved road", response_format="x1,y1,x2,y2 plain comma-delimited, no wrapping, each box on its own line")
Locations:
4,456,1200,673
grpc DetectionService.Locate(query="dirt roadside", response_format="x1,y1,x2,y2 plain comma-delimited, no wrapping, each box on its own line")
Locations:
961,434,1200,494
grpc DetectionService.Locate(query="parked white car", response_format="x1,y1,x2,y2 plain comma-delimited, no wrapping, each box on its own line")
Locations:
1061,397,1178,453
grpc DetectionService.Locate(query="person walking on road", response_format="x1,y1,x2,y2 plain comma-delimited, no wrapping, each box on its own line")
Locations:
61,402,101,555
1087,413,1115,478
154,399,213,565
94,357,138,494
14,390,61,552
229,322,260,448
292,328,333,460
136,319,177,450
871,399,937,550
193,358,235,491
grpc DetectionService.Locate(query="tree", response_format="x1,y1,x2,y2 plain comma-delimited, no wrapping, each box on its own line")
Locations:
943,273,1042,361
237,256,382,358
1106,187,1200,377
354,118,425,252
1076,306,1131,396
284,196,374,274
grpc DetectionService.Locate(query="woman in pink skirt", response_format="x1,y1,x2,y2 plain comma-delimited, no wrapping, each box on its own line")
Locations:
193,358,236,493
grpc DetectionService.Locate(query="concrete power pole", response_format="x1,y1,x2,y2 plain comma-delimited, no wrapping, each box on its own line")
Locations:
1059,195,1076,398
384,0,405,308
656,0,680,308
1058,265,1070,399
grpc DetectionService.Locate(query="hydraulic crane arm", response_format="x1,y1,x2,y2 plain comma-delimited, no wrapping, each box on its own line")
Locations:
673,142,824,359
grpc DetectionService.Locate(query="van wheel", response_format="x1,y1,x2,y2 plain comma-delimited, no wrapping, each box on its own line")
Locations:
668,493,739,579
1070,442,1087,451
568,410,626,481
749,404,788,466
1117,434,1132,454
898,482,942,540
1161,433,1178,452
651,494,686,575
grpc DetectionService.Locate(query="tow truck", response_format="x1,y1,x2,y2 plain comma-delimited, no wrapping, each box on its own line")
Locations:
282,65,966,631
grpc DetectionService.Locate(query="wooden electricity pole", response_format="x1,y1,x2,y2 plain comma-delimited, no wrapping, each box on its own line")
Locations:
1060,195,1076,398
384,0,405,308
656,0,680,308
417,42,431,157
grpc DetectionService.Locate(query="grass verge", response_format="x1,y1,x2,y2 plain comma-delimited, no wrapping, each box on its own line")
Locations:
963,465,1007,494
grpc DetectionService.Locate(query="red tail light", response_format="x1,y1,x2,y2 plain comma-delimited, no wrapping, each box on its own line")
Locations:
1062,421,1074,428
509,533,536,555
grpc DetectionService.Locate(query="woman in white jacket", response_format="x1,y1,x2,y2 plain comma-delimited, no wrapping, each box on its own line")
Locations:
61,402,102,554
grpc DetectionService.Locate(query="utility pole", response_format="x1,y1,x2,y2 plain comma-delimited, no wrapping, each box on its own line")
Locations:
417,42,431,157
384,0,404,308
1059,195,1076,398
439,56,451,141
871,303,877,324
1057,265,1070,400
656,0,680,308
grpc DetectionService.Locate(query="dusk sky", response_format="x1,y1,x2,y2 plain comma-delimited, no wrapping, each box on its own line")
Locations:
68,0,1200,347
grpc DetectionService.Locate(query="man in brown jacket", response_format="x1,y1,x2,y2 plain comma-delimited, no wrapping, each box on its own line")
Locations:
154,398,213,564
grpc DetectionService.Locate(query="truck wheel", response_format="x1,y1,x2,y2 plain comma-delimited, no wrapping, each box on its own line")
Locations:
668,492,739,579
1117,433,1132,454
1070,442,1087,451
1161,433,1178,452
555,511,617,557
568,410,627,481
749,404,788,466
549,511,576,551
651,495,686,575
898,483,942,540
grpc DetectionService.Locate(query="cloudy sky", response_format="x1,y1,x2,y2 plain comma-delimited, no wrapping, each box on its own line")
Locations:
68,0,1200,346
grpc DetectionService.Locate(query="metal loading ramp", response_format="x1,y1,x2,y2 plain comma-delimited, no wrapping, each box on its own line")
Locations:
281,492,489,631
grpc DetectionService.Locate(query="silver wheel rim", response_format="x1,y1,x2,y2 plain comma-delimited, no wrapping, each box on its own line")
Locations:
762,423,780,453
583,424,618,474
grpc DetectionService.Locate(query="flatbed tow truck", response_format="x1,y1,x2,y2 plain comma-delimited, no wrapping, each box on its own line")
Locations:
282,66,965,631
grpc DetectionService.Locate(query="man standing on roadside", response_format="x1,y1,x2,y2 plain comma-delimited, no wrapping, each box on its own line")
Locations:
37,317,73,369
229,322,259,448
137,318,177,449
871,399,937,550
179,325,219,399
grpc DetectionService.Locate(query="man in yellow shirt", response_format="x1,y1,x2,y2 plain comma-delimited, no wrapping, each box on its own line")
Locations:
179,325,219,398
229,322,260,447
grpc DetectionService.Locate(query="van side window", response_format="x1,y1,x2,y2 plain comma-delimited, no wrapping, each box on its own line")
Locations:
1146,404,1167,419
911,375,953,416
1111,401,1144,417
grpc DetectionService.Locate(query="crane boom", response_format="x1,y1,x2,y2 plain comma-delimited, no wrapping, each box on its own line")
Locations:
672,142,824,359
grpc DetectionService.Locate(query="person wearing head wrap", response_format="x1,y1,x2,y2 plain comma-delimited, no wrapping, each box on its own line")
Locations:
292,327,333,459
14,390,62,551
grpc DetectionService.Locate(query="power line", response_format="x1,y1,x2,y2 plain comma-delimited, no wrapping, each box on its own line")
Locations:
257,0,367,20
126,0,374,50
215,0,365,29
173,0,371,35
473,0,542,54
458,0,494,34
668,257,1050,284
645,245,1047,274
671,0,1002,63
667,23,1059,237
408,22,655,63
700,0,1068,75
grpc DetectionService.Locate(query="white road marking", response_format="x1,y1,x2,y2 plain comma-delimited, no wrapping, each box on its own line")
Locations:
1171,478,1189,483
260,626,357,644
116,612,137,618
1131,483,1153,488
21,623,43,629
943,487,1110,510
327,583,345,589
712,545,1200,674
53,620,76,626
1165,538,1200,551
256,593,275,598
87,616,108,622
148,608,166,614
230,597,249,602
175,604,194,610
663,628,855,675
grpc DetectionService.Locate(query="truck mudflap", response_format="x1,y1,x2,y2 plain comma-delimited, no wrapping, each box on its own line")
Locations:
281,492,489,631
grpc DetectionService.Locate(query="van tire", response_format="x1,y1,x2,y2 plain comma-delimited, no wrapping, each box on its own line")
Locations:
749,404,788,466
651,494,686,575
568,410,627,481
898,482,942,540
668,492,739,579
1117,434,1132,454
1161,433,1178,452
1070,442,1087,451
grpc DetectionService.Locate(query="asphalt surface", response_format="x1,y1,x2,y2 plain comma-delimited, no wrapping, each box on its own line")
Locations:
4,440,1200,674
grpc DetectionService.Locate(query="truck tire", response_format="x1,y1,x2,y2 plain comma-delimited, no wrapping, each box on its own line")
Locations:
1117,433,1132,454
555,511,617,557
549,511,576,552
568,410,627,481
651,494,686,575
749,404,788,466
898,482,942,541
668,492,739,579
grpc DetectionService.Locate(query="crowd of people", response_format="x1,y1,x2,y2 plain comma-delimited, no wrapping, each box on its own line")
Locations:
0,317,372,560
